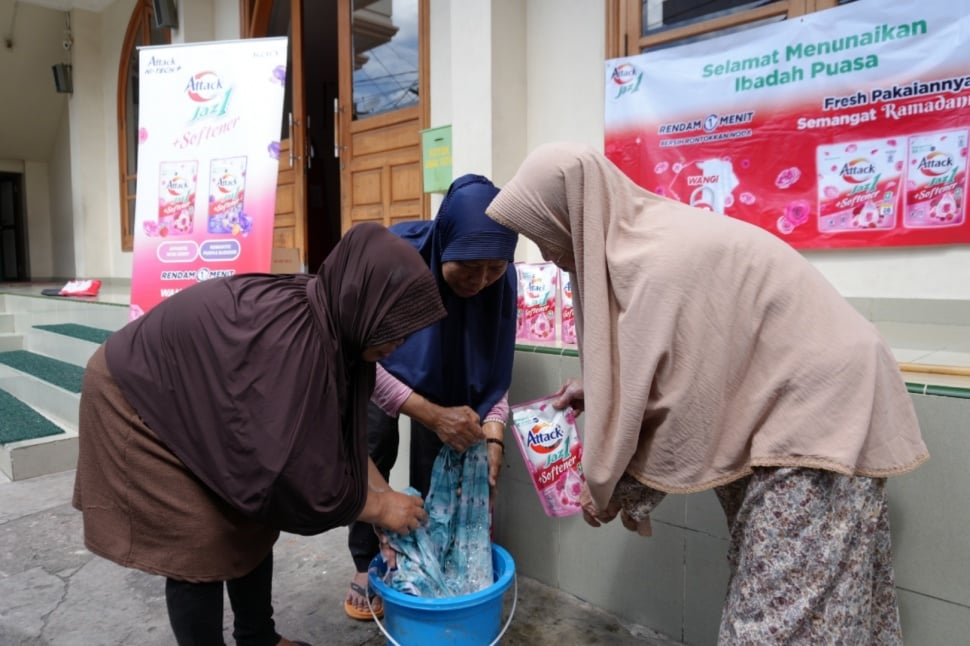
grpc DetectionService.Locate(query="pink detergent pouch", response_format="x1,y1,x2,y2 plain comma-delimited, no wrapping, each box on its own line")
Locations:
515,262,558,343
510,395,585,518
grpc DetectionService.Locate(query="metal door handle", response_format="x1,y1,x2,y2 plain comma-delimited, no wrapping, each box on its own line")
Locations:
306,115,312,170
288,112,295,167
333,98,340,158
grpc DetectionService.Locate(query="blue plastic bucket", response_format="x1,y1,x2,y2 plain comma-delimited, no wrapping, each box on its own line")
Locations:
368,543,516,646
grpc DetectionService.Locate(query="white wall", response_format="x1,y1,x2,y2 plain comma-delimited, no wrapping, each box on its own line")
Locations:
522,0,604,153
490,0,528,191
68,8,110,279
23,162,53,280
212,0,242,42
49,109,75,279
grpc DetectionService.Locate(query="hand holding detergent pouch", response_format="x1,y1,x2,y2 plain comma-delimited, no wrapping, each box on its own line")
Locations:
510,394,585,518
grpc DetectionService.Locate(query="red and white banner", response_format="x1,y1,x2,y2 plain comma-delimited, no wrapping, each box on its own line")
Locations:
129,38,288,319
604,0,970,249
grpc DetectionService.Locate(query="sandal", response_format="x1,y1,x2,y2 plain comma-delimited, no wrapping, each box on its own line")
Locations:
344,580,384,621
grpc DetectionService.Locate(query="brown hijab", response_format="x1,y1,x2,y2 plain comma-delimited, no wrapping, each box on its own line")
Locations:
487,143,927,509
105,222,445,534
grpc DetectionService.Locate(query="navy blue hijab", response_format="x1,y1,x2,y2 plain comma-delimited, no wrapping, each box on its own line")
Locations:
381,174,518,419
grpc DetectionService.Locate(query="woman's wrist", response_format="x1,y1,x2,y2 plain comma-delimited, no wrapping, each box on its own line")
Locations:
483,418,506,439
485,437,505,453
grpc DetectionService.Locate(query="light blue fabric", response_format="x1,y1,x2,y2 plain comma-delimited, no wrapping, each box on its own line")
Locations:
385,441,493,597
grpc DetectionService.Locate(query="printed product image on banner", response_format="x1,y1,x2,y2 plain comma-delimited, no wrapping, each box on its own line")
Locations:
904,129,968,229
816,138,903,234
156,161,198,237
207,156,251,235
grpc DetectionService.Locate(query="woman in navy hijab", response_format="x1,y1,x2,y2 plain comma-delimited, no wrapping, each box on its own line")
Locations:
344,174,518,620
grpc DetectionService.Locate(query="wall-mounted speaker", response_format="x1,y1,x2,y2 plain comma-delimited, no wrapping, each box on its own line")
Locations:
153,0,178,29
52,63,73,94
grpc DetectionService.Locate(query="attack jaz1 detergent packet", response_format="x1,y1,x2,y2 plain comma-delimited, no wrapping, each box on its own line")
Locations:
510,395,585,518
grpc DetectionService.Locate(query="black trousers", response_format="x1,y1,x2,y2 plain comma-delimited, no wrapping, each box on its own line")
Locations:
165,551,280,646
347,401,443,573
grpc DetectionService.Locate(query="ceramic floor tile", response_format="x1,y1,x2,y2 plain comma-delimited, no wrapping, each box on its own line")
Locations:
891,348,935,363
874,322,965,349
915,350,970,369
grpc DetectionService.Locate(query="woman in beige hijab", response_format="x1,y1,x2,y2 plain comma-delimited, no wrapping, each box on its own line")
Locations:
486,142,928,644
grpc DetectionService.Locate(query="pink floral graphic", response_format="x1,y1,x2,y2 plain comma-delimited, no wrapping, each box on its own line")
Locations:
530,315,553,340
775,167,802,189
776,199,811,235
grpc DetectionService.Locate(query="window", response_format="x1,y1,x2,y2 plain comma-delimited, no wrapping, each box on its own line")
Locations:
351,0,420,119
607,0,847,58
117,0,170,252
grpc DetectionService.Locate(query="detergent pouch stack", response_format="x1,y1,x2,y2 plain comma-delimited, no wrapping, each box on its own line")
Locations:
559,268,576,345
510,394,585,518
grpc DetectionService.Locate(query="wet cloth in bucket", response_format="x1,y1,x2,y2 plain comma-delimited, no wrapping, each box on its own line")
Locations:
384,441,493,597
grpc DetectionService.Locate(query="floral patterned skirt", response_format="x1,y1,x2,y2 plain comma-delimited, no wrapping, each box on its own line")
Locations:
713,468,902,645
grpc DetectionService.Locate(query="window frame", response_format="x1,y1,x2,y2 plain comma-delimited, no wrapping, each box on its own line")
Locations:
606,0,841,58
116,0,171,252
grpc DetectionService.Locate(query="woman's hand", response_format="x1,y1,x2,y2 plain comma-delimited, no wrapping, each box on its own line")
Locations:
367,490,428,535
620,510,653,536
579,481,619,527
428,404,483,452
552,378,585,413
401,392,483,452
376,529,397,569
357,457,427,534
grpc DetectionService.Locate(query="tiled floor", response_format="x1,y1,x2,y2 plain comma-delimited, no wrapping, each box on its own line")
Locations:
0,280,132,306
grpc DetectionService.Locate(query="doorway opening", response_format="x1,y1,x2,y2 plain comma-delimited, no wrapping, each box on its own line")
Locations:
0,172,29,282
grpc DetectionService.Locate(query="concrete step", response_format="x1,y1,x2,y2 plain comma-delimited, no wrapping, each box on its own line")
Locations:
0,350,84,481
0,380,75,481
0,294,124,481
0,361,81,426
0,350,84,394
26,324,109,367
0,331,24,352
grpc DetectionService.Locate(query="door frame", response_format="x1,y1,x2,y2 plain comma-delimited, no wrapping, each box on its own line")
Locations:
244,0,309,266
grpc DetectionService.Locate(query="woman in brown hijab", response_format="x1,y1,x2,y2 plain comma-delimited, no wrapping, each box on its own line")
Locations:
486,143,928,644
72,222,446,646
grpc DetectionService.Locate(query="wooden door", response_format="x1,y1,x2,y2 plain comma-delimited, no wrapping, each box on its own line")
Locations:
337,0,430,233
246,0,308,267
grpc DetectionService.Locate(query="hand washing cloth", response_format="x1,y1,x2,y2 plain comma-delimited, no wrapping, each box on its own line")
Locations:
385,441,493,597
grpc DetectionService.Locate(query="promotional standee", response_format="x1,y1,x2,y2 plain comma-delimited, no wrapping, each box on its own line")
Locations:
605,0,970,249
129,38,288,319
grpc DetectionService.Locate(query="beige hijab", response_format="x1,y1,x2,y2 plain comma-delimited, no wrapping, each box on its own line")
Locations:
487,142,927,509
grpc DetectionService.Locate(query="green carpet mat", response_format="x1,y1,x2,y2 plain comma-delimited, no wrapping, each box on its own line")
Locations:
0,351,84,393
0,388,65,443
33,323,113,345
